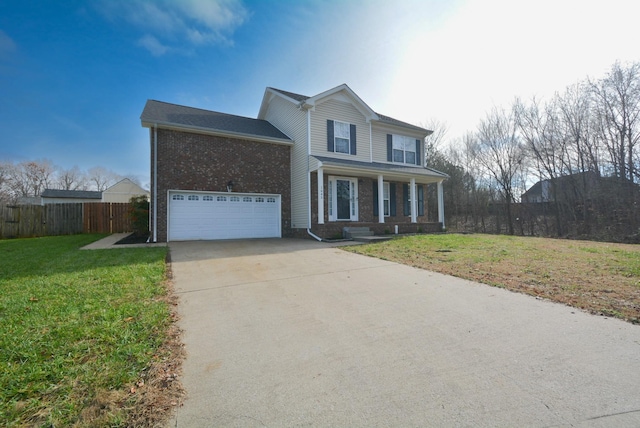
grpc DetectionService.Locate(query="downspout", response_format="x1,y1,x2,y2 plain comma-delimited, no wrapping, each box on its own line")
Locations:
304,106,322,241
152,124,158,242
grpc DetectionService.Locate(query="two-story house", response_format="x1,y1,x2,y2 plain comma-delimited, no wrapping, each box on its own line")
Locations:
141,84,447,242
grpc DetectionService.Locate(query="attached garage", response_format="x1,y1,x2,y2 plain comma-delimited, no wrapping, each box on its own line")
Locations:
168,191,281,241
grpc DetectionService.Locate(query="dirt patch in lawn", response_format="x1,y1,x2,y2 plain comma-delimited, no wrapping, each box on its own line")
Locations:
346,234,640,324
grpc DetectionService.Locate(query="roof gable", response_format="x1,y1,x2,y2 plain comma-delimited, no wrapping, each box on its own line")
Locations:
104,178,148,194
259,84,430,135
141,100,292,144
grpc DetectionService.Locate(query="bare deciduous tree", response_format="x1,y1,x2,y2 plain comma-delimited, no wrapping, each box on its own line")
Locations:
590,61,640,183
474,105,527,235
56,166,88,191
7,160,55,198
87,166,121,191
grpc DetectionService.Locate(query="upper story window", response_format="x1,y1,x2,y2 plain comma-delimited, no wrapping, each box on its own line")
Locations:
387,134,422,166
327,120,356,155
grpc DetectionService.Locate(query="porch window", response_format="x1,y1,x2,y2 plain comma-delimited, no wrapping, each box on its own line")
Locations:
383,182,390,216
403,184,425,216
373,182,396,217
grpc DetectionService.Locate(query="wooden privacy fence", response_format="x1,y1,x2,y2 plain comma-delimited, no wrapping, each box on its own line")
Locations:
83,203,132,234
0,203,133,239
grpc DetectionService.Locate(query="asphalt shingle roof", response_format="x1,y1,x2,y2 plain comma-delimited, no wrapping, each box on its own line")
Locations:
41,189,102,199
141,100,292,141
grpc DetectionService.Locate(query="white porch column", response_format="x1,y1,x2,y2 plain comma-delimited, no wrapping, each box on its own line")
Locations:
377,174,385,223
410,178,417,223
437,180,445,229
317,167,324,225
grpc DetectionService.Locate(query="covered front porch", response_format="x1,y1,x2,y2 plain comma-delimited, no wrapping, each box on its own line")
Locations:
309,156,447,240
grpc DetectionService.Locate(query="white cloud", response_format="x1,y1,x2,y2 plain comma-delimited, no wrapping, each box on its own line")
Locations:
98,0,248,54
0,30,16,58
137,34,170,56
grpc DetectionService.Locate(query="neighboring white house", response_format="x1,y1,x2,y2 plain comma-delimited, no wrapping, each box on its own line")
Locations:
40,179,149,204
102,178,149,203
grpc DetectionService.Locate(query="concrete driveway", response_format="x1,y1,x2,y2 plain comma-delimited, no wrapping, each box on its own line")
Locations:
168,238,640,427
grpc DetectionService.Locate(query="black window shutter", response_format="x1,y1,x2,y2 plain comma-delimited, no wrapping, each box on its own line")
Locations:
373,181,378,216
418,184,424,216
403,184,409,216
350,124,356,155
327,120,334,152
390,183,396,216
387,134,392,161
416,139,421,166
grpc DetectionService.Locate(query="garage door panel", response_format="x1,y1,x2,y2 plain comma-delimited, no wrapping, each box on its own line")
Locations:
169,191,281,241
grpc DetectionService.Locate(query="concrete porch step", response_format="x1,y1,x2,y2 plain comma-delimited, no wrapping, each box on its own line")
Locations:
343,227,374,239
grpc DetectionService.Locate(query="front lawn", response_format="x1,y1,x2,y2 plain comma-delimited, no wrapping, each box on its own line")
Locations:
346,233,640,324
0,235,180,427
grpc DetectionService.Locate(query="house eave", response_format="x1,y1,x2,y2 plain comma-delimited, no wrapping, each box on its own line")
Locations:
141,120,293,146
311,157,448,183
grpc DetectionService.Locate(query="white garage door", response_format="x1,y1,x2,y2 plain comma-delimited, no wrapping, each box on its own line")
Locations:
168,191,281,241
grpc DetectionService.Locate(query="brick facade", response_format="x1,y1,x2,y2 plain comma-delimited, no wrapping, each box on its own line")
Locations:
308,172,442,239
150,128,291,242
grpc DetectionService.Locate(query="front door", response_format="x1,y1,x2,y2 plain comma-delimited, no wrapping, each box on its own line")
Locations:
329,176,358,221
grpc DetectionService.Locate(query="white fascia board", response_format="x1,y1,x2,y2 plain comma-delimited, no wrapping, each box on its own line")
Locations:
141,121,293,146
305,84,379,122
258,87,303,119
311,162,447,183
372,120,430,139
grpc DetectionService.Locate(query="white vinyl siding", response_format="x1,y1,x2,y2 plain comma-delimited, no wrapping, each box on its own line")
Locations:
263,95,309,229
310,99,370,162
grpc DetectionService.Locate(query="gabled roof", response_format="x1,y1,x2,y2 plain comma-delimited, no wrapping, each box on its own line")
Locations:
41,189,102,199
263,85,430,135
141,100,292,144
104,178,149,194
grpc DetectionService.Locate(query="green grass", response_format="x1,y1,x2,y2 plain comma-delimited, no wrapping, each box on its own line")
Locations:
346,233,640,323
0,235,169,427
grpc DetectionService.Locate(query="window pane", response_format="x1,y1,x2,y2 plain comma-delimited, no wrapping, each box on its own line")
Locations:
335,137,350,153
404,138,415,151
334,121,350,138
393,149,404,163
406,151,416,164
383,183,390,216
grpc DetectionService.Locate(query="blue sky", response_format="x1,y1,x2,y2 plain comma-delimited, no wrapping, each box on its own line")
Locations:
1,0,638,188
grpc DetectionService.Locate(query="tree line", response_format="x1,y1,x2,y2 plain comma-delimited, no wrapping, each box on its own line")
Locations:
0,160,137,203
427,60,640,243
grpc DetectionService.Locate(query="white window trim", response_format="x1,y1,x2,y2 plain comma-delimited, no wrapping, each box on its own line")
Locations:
392,134,416,165
327,176,358,222
383,182,390,217
334,120,352,155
